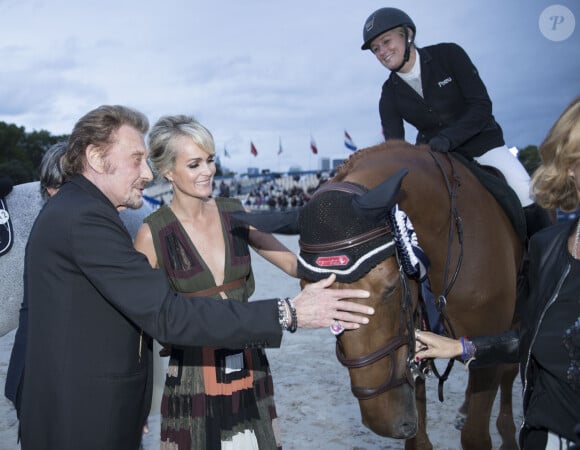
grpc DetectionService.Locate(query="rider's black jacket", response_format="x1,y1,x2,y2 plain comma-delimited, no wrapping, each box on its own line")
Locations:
471,219,580,446
379,43,504,159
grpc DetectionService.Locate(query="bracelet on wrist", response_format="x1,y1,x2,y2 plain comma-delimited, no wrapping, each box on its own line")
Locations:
278,298,290,330
284,297,298,333
460,336,476,363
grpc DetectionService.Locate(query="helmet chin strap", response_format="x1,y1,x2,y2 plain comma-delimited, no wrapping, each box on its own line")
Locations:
392,26,413,73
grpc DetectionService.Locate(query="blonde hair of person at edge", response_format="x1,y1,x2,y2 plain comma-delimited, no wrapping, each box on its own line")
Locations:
134,115,297,450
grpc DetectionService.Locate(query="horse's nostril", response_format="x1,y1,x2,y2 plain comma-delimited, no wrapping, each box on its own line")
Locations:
400,420,417,438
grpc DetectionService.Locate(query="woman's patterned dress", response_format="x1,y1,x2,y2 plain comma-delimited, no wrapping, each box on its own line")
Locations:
145,198,281,450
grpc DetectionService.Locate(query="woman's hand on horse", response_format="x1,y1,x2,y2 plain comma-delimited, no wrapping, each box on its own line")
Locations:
414,330,463,361
292,273,373,329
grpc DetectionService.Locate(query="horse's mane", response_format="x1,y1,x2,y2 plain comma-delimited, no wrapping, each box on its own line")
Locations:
335,140,425,179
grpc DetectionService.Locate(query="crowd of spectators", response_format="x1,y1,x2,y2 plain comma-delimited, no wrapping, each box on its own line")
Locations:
147,172,334,212
243,180,309,210
214,172,333,211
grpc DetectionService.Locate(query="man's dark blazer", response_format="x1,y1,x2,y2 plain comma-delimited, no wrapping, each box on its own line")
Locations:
19,175,282,450
4,197,153,416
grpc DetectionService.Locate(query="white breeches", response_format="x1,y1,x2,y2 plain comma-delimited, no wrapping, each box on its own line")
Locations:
474,145,533,207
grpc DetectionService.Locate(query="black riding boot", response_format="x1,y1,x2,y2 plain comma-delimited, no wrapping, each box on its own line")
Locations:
523,203,554,240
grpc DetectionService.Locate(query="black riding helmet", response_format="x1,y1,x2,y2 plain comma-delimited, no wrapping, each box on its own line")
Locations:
361,7,416,72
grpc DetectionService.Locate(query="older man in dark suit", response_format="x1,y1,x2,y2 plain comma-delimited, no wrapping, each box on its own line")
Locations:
4,141,154,420
18,105,372,450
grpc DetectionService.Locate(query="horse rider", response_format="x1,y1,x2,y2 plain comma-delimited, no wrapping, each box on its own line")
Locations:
361,7,552,239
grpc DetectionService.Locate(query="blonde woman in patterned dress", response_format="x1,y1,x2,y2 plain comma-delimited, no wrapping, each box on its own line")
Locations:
135,115,296,449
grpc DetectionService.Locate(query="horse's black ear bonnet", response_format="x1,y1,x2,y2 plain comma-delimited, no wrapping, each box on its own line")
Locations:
298,170,408,283
297,185,396,283
0,177,14,257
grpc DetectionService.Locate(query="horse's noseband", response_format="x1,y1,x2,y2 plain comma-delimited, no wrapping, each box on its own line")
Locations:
336,263,419,400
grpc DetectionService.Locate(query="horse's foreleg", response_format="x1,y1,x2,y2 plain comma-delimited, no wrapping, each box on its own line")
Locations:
461,367,501,450
405,378,432,450
496,363,518,450
455,374,471,430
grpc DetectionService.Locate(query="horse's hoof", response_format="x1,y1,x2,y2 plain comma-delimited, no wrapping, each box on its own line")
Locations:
454,411,467,430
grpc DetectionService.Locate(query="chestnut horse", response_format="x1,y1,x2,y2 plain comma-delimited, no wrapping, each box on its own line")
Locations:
235,140,523,450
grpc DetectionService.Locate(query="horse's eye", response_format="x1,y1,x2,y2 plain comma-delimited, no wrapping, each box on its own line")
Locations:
382,284,397,299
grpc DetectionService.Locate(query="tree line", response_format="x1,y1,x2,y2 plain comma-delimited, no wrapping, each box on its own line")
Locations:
0,120,542,185
0,122,69,184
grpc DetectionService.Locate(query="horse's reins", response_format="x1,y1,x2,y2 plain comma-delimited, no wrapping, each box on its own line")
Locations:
428,151,465,401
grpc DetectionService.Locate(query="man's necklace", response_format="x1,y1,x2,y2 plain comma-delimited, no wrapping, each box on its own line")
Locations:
574,220,580,259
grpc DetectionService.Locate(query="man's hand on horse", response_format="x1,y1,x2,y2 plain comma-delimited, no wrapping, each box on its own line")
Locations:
292,273,373,329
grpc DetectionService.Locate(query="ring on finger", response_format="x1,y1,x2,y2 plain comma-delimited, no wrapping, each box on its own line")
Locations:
330,320,344,336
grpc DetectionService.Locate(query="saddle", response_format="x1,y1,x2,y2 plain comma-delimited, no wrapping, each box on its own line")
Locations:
0,177,14,257
450,153,527,243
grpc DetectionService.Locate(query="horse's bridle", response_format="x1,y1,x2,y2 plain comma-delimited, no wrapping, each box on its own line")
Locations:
300,182,422,400
334,256,420,400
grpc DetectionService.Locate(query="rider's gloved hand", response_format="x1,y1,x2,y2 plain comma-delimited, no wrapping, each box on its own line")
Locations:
428,135,451,153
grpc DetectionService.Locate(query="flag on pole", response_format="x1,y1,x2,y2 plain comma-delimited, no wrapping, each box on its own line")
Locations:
224,147,230,158
344,130,357,152
250,141,258,157
310,135,318,155
277,137,283,155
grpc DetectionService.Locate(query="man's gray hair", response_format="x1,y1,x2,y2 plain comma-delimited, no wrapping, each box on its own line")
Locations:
40,141,68,202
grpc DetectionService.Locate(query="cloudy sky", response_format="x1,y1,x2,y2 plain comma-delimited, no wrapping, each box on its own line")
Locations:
0,0,578,174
